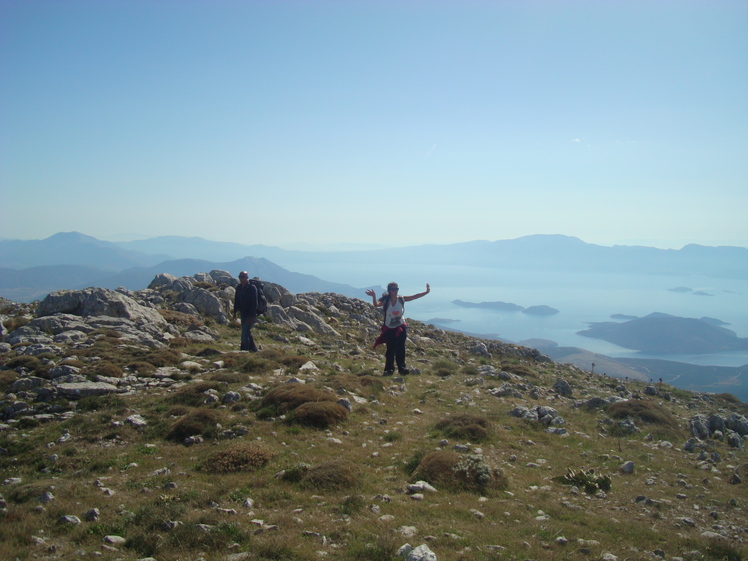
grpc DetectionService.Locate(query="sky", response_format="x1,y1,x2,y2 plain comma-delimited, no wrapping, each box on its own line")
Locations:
1,0,747,250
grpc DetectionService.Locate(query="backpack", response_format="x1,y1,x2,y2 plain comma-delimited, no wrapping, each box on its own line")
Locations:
249,279,268,315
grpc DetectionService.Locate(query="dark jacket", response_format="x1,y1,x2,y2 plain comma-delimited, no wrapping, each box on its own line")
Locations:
234,282,258,317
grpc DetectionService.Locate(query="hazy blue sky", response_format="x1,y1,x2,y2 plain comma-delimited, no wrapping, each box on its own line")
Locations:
2,0,746,249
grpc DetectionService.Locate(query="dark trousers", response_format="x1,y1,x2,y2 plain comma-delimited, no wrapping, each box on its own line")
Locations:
240,314,258,351
384,326,407,371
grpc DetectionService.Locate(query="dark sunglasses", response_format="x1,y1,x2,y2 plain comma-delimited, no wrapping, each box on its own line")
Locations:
388,286,399,291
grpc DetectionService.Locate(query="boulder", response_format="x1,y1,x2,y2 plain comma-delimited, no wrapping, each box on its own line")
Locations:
726,414,748,436
209,270,234,286
56,382,121,399
178,288,230,325
148,273,178,289
286,307,340,336
38,288,167,328
689,414,710,440
553,378,573,397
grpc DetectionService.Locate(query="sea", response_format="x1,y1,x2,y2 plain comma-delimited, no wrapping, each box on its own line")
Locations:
281,261,748,368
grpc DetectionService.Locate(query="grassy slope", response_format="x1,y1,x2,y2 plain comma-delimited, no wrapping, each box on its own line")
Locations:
1,305,747,561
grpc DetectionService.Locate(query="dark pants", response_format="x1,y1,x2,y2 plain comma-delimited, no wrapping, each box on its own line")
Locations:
240,314,258,351
384,325,407,371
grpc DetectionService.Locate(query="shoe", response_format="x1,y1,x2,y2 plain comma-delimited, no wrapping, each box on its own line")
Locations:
398,367,410,375
383,369,395,376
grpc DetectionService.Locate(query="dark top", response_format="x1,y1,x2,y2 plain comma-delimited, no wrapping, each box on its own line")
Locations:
234,283,258,317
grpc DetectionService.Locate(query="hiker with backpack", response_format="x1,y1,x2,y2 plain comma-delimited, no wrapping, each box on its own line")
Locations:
366,282,430,375
233,271,266,352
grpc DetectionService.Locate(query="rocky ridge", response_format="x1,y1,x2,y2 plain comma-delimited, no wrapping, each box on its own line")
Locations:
0,271,746,561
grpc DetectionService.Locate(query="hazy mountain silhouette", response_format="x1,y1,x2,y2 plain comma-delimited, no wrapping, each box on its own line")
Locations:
93,257,367,298
0,232,168,270
578,313,748,354
3,232,746,280
114,233,748,280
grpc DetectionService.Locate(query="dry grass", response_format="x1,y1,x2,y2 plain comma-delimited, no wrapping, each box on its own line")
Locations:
1,310,747,561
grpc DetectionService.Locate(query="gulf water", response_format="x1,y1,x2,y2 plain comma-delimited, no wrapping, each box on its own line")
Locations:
283,261,748,367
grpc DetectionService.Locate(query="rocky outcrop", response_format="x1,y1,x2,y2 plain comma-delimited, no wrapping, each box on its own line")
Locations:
38,287,167,327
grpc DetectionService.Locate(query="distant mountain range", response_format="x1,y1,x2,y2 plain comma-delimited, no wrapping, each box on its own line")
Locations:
0,233,370,302
1,231,747,303
118,233,748,280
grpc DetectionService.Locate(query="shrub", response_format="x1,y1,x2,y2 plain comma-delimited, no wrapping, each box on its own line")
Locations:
2,316,30,332
143,349,182,367
166,409,222,442
78,394,128,413
290,401,349,429
165,381,224,407
327,373,384,396
435,414,493,443
200,444,274,473
300,460,363,491
240,355,273,374
158,309,204,326
128,361,156,376
0,370,19,392
6,355,45,375
431,358,458,377
91,361,123,378
412,450,508,494
210,371,249,384
501,363,537,378
607,400,680,431
259,385,337,415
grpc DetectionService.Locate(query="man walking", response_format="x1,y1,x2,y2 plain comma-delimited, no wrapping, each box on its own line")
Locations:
233,271,258,352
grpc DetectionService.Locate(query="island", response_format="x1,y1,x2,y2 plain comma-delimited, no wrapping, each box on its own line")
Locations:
577,312,748,354
452,300,558,315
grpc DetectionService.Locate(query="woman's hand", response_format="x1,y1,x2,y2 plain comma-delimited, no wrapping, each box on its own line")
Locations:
365,289,376,298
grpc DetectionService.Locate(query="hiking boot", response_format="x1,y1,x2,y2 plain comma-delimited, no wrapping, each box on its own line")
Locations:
398,367,410,375
383,369,395,376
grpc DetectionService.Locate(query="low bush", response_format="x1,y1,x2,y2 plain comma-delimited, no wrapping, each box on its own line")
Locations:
431,358,458,377
158,309,204,327
412,450,508,494
128,361,156,376
90,361,123,378
6,355,46,375
501,362,537,378
166,409,222,442
200,444,274,473
607,400,681,431
290,401,349,429
326,373,384,396
142,349,182,367
78,394,128,413
300,460,363,491
435,414,493,443
259,384,337,415
0,370,19,392
165,381,224,407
